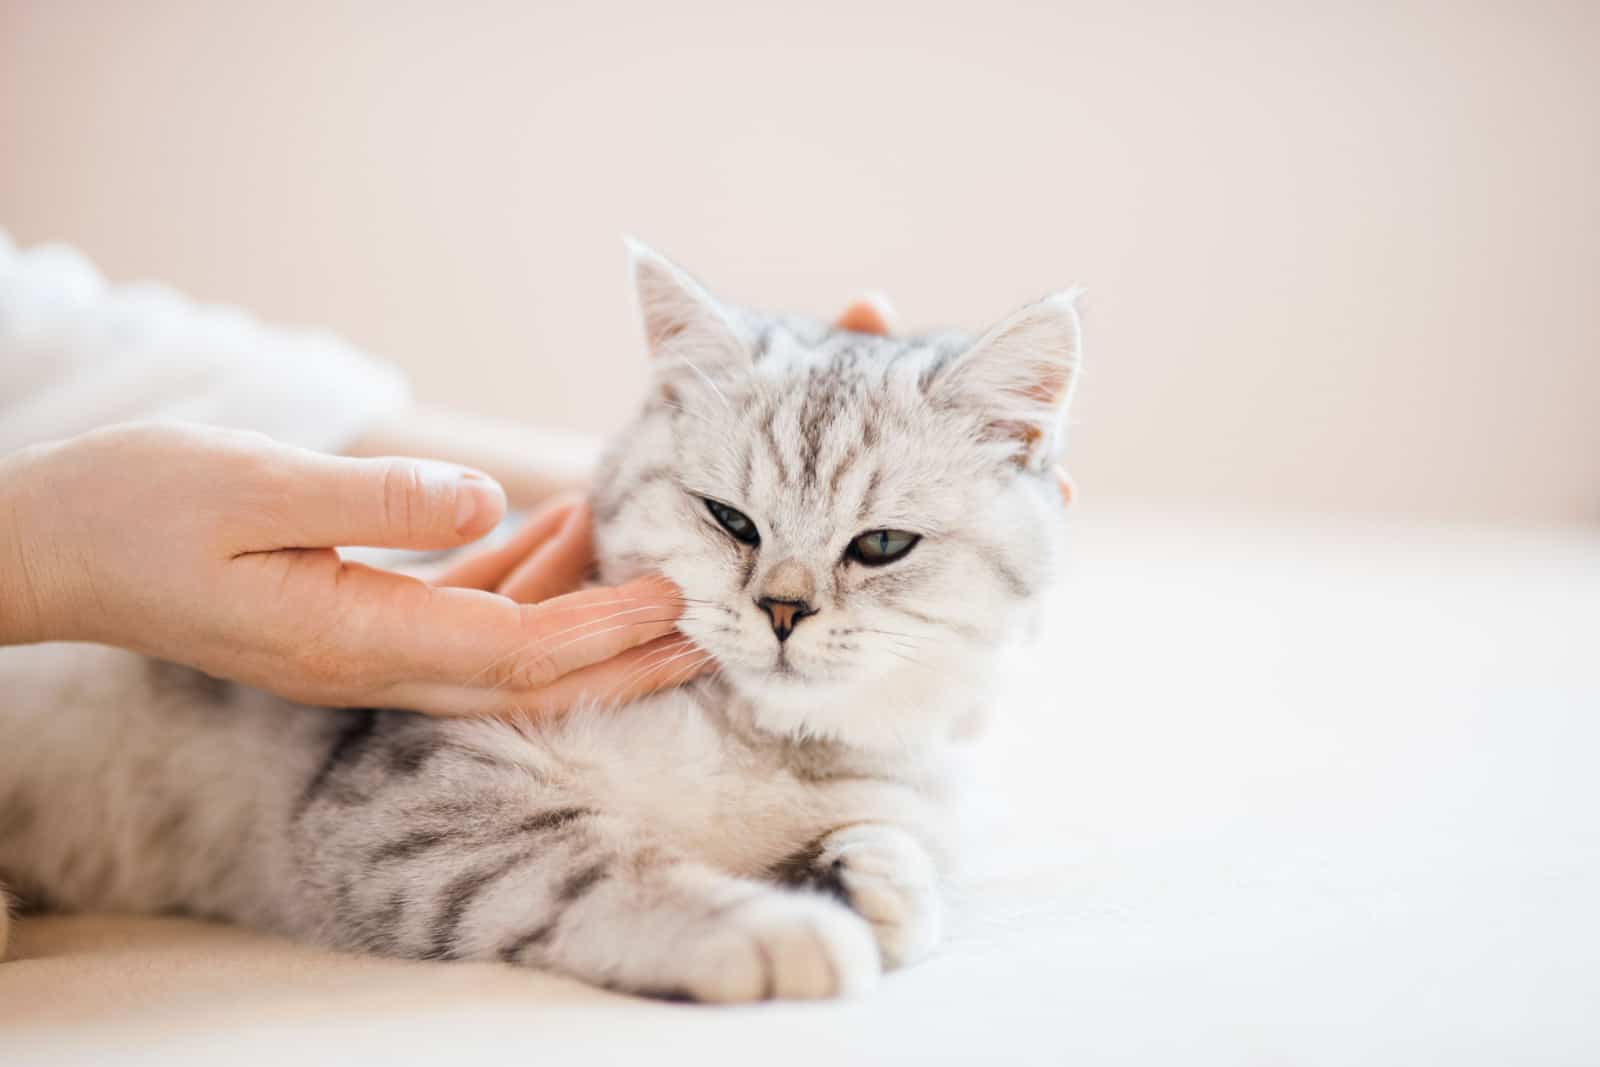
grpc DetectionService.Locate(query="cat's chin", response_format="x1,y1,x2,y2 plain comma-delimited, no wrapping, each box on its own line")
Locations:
716,665,822,702
720,660,878,699
711,659,987,754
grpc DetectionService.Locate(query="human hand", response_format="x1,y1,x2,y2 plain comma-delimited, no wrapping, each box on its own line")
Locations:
0,422,701,716
424,493,711,709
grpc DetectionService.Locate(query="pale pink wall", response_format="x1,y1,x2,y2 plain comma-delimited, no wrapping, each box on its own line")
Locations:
2,0,1595,521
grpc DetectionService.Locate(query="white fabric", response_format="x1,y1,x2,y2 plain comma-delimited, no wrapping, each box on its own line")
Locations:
3,515,1596,1065
0,229,409,454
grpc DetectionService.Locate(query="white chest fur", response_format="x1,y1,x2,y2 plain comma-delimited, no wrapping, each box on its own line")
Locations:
449,687,962,876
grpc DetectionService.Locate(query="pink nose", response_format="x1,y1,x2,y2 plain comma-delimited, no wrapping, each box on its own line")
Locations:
757,597,815,642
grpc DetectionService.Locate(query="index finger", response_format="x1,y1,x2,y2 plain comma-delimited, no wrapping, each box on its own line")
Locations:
387,633,712,719
349,570,685,706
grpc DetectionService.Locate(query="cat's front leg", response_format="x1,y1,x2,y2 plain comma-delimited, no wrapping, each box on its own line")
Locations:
517,849,884,1002
309,807,882,1002
286,713,881,1001
770,823,943,968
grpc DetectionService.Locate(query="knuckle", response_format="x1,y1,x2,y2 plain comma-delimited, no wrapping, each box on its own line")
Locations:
490,638,563,693
293,636,383,697
380,460,423,542
283,606,382,696
288,643,343,692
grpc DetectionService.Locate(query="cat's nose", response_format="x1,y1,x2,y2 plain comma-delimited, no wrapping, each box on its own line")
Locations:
755,559,818,641
756,597,816,642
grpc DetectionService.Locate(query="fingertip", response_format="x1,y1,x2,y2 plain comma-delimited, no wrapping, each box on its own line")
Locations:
617,574,685,613
494,497,596,603
455,473,508,537
549,491,591,515
554,494,593,538
835,293,896,336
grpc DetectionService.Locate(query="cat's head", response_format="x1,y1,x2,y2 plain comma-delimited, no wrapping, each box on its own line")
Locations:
592,242,1080,750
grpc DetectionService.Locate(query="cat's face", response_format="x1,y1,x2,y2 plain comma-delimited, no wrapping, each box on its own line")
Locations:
592,243,1080,749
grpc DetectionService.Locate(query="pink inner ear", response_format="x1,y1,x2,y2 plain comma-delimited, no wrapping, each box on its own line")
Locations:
975,359,1074,463
1020,361,1072,406
986,418,1044,462
647,319,693,352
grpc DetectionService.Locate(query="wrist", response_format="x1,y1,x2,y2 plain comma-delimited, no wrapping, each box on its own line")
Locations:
0,447,49,646
0,443,63,645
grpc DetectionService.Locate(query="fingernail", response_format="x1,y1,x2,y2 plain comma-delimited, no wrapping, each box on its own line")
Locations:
460,481,507,533
416,463,504,535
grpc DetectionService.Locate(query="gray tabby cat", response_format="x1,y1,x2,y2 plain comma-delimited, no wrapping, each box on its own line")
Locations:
0,244,1080,1001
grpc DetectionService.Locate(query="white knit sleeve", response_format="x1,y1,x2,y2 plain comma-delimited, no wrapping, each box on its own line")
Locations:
0,229,410,455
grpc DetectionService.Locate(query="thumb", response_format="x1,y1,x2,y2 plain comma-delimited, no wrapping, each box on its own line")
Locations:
272,451,507,550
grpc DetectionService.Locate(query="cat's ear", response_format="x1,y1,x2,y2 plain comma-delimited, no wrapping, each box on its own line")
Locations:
625,239,748,381
932,291,1083,469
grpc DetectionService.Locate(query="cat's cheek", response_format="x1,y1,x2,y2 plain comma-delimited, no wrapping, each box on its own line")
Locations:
657,559,767,676
594,511,706,588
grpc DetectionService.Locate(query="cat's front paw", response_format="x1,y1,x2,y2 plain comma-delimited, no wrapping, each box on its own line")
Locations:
680,891,880,1003
814,824,943,969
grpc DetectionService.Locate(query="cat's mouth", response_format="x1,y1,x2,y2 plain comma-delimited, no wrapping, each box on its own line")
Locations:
686,623,848,689
712,649,815,689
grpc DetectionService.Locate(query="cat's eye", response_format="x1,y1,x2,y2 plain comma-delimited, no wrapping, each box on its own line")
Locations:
847,529,921,566
703,497,760,546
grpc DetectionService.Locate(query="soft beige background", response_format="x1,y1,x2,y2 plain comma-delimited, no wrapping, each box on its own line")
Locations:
2,0,1595,521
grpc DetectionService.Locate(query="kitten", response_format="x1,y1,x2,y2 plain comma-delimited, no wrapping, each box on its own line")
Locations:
0,244,1080,1000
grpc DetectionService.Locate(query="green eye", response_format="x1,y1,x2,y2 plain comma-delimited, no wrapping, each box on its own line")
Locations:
848,529,921,566
704,498,760,546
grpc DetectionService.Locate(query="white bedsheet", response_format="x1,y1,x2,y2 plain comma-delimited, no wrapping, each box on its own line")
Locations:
4,515,1596,1065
